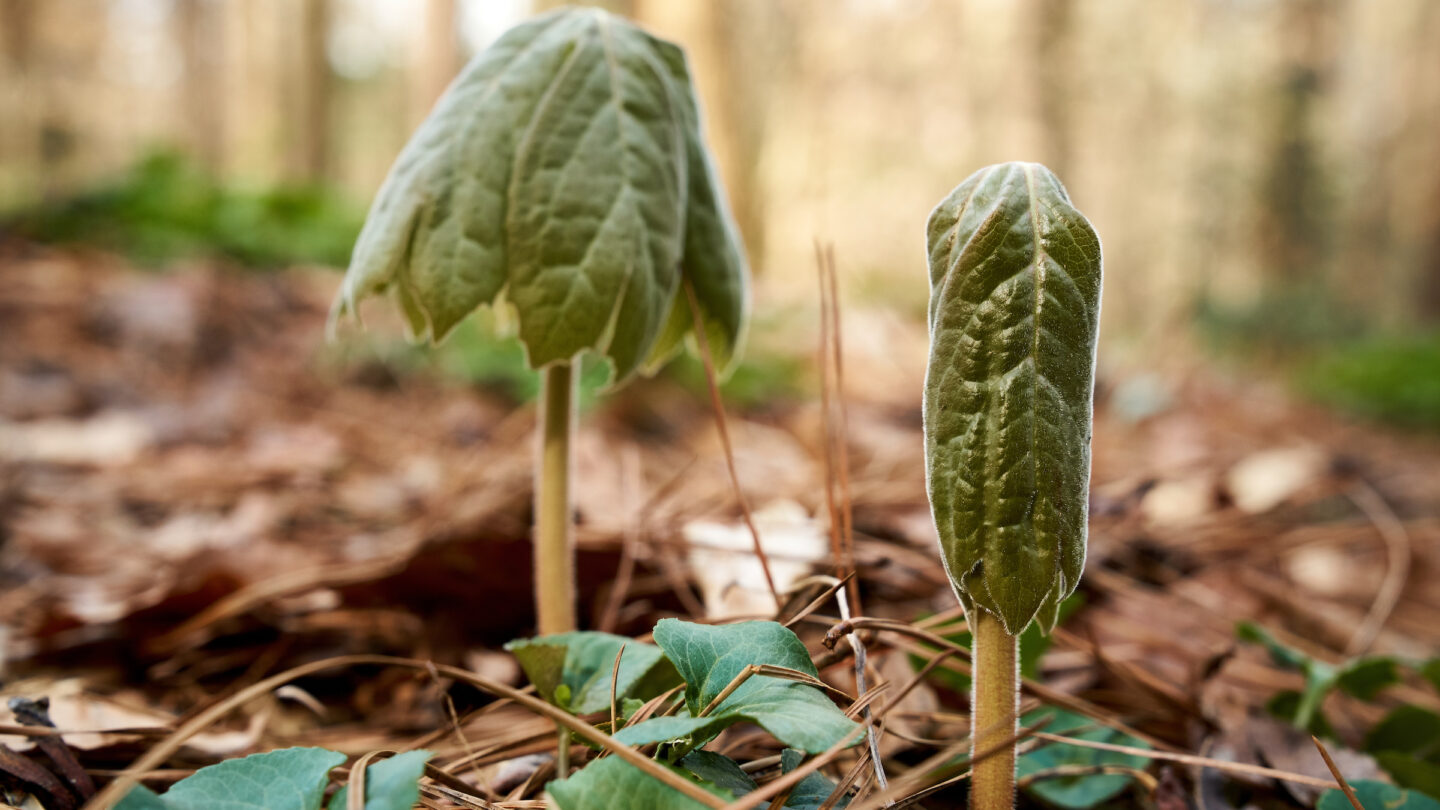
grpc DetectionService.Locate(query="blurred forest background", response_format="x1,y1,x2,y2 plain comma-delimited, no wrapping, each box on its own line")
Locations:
4,4,1440,807
3,0,1440,427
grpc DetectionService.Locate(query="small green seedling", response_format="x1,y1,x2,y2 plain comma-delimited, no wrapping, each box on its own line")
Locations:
923,162,1102,810
331,8,748,636
507,620,861,809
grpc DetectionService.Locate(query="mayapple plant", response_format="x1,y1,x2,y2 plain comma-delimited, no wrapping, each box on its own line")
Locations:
923,162,1102,810
332,8,748,636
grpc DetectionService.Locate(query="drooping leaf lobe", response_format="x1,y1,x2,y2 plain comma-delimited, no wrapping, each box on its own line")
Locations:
333,8,747,385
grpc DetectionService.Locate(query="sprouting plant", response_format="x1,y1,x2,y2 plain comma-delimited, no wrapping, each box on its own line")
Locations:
923,162,1102,810
506,620,861,809
331,8,748,637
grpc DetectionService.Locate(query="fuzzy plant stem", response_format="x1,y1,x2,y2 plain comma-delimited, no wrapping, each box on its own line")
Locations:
535,360,577,636
971,609,1019,810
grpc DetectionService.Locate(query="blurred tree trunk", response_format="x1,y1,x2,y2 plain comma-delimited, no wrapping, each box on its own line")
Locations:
408,0,462,129
533,0,633,16
634,0,777,272
0,0,31,71
0,0,36,199
1258,0,1338,286
178,0,226,173
284,0,332,182
1421,173,1440,323
1030,0,1073,179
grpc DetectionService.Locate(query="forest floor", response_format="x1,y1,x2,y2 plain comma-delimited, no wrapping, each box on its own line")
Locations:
1,240,1438,808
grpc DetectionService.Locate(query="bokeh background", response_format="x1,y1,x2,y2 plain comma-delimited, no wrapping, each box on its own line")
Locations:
2,3,1440,805
4,0,1440,417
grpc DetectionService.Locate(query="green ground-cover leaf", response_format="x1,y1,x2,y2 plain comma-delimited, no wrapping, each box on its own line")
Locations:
673,750,848,808
1318,780,1440,810
328,750,431,810
613,619,858,754
1299,332,1440,431
1422,660,1440,694
1366,706,1440,798
679,751,758,799
1374,753,1440,799
778,748,850,809
923,162,1103,634
1016,709,1151,809
1368,707,1440,758
7,151,363,269
506,631,681,713
547,756,730,810
334,7,747,386
1237,622,1402,732
116,748,345,810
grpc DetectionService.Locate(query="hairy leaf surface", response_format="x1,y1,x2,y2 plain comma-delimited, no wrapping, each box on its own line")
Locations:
924,162,1102,633
332,8,747,385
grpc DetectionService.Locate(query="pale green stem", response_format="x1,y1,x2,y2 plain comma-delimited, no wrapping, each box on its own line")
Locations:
971,609,1019,810
535,361,577,636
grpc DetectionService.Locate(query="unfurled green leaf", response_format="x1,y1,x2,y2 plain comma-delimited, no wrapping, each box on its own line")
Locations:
1421,659,1440,694
547,756,729,810
1374,753,1440,799
1237,622,1404,733
114,787,168,810
1367,706,1440,797
679,751,758,799
923,162,1103,634
1017,709,1150,809
332,7,747,386
1367,706,1440,758
778,748,851,809
1337,657,1401,701
506,631,681,714
328,750,431,810
116,748,345,810
1318,780,1440,810
613,620,860,755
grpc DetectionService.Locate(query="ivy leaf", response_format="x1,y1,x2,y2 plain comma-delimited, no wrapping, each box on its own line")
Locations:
547,756,730,810
1016,709,1150,809
328,751,431,810
1421,659,1440,694
778,748,850,809
1336,657,1401,701
613,620,860,754
115,748,345,810
1366,707,1440,797
675,750,848,809
1317,780,1440,810
923,162,1103,634
1236,623,1400,731
1373,753,1440,799
678,751,758,799
114,788,168,810
506,631,681,714
1366,706,1440,758
333,7,747,386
